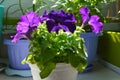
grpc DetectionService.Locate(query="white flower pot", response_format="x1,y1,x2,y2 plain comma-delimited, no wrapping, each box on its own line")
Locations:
29,63,78,80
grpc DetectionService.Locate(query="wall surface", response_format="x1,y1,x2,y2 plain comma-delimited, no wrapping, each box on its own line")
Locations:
1,0,33,17
0,0,59,18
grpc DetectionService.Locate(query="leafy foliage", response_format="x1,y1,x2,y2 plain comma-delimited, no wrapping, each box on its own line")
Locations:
26,22,87,79
57,0,116,24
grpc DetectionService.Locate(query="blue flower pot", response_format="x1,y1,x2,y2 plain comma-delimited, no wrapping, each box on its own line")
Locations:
81,32,101,72
4,39,30,70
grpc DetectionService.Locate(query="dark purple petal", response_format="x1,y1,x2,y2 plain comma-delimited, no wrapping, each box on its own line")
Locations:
71,14,77,23
43,10,47,16
46,20,55,32
59,25,70,32
51,25,61,32
63,22,76,33
40,16,48,22
48,10,57,20
64,14,76,23
51,25,70,32
46,10,76,33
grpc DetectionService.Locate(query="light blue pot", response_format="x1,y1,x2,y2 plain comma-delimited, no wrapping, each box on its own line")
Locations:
4,39,30,70
81,32,101,72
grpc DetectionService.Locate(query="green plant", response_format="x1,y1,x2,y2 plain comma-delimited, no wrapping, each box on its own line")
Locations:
12,6,103,78
27,22,87,79
55,0,117,24
10,0,104,79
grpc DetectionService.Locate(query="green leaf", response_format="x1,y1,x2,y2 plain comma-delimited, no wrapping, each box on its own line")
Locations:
69,53,87,73
41,47,57,64
69,53,81,67
77,63,87,73
40,62,56,79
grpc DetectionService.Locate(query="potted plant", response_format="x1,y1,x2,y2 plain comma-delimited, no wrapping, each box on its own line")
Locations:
2,1,29,73
11,5,103,80
2,0,44,76
55,0,108,71
3,0,47,67
3,0,62,76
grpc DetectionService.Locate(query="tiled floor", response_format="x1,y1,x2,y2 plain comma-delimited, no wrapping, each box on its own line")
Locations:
0,59,120,80
78,61,120,80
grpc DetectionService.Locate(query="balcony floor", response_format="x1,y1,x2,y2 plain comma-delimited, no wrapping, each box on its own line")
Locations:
0,58,120,80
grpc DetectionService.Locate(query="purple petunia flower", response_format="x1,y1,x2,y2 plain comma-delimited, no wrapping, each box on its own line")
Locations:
79,7,103,34
88,15,103,34
79,7,90,24
12,12,41,42
44,10,76,33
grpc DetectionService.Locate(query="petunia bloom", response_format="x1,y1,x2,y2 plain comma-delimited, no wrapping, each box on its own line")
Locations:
88,15,103,34
44,10,76,33
79,7,90,24
79,7,103,34
12,12,41,42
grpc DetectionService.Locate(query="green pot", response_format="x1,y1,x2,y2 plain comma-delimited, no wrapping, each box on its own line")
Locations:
0,5,4,54
98,31,120,68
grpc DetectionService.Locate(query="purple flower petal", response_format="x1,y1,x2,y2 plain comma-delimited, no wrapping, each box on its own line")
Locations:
17,22,29,33
46,20,55,32
51,25,70,32
79,7,90,15
20,15,28,22
20,12,40,27
62,22,76,33
12,33,26,42
12,12,41,42
79,7,90,24
88,15,103,33
64,14,77,23
91,22,103,33
46,10,76,33
89,15,100,22
51,25,61,32
81,15,90,24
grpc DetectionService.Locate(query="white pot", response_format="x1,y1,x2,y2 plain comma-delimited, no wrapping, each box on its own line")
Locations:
29,63,78,80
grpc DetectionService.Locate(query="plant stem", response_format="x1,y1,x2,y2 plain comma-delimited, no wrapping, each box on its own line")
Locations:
0,0,4,4
81,23,85,29
33,4,35,12
19,0,24,14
